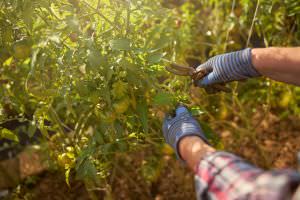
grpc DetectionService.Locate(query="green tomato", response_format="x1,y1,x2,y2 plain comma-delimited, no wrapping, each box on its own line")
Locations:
12,39,32,59
113,98,130,114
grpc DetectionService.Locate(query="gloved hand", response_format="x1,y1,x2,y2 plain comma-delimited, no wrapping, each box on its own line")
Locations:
162,106,209,160
196,48,261,87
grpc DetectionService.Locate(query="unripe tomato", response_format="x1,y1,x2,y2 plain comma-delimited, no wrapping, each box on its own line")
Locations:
113,98,130,114
12,39,31,59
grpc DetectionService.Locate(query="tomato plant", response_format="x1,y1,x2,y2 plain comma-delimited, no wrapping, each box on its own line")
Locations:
0,0,195,185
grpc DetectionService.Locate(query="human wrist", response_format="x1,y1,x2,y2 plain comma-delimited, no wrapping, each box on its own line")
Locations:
251,48,264,73
179,136,216,171
239,48,261,78
251,47,282,74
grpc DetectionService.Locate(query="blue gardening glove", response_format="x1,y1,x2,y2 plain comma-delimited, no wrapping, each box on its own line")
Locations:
196,48,261,87
162,106,209,160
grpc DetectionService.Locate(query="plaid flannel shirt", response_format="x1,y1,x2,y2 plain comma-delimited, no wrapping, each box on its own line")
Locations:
195,152,300,200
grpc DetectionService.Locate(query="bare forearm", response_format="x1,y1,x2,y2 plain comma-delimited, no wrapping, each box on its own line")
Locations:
179,136,216,172
252,47,300,86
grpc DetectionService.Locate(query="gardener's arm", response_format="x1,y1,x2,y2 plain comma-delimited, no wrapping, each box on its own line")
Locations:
196,47,300,87
179,136,300,200
163,106,300,200
252,47,300,86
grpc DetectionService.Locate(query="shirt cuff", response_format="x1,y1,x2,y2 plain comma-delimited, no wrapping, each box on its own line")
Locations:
194,151,300,200
194,151,262,199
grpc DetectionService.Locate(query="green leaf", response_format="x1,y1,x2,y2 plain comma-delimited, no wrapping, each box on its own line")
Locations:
76,145,96,168
110,38,131,51
153,93,174,105
3,57,13,66
0,128,19,142
117,141,128,152
65,168,71,188
114,121,124,137
76,159,97,182
27,122,37,138
100,143,116,154
153,34,170,50
144,26,161,49
94,130,105,145
87,50,106,68
190,106,205,116
146,52,166,64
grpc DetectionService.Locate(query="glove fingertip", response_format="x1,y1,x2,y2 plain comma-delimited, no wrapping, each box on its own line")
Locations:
176,106,189,116
197,76,211,87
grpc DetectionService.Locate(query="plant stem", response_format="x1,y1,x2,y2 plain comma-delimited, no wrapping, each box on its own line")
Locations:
247,0,260,47
82,0,121,32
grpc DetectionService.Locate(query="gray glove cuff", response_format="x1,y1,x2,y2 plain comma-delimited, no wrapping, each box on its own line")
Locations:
233,48,261,78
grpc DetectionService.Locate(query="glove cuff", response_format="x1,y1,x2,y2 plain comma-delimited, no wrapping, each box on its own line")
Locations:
163,107,210,163
167,117,210,161
236,48,261,78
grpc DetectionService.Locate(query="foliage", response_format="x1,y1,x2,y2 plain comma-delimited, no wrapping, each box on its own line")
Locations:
1,0,300,194
0,0,192,186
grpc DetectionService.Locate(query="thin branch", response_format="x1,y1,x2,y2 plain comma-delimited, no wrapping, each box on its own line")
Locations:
223,0,236,51
0,1,5,10
47,7,62,21
125,0,131,37
247,0,260,47
97,0,101,10
36,11,51,26
82,0,121,32
0,117,29,124
49,106,65,134
49,106,74,132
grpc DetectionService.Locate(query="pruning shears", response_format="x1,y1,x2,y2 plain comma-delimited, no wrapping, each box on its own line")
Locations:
165,63,231,94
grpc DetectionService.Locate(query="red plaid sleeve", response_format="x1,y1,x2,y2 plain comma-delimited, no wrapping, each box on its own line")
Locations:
194,152,300,200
